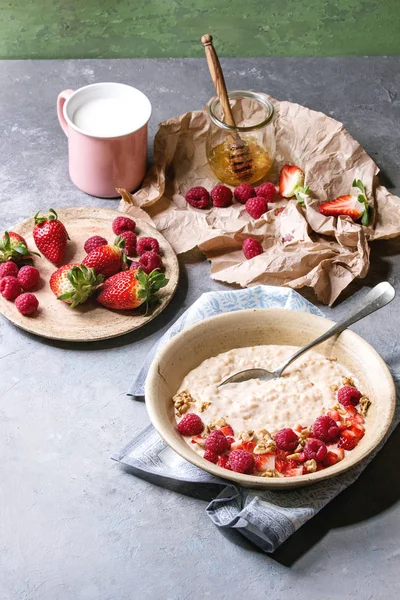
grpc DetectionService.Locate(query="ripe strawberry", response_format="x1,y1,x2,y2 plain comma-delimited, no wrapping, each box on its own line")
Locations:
219,424,234,437
97,268,168,313
241,440,256,453
50,263,104,308
338,429,358,451
0,231,37,264
254,453,275,472
217,454,231,469
319,181,371,225
275,458,288,473
279,165,305,198
82,237,125,277
285,466,303,477
33,209,69,265
322,450,339,468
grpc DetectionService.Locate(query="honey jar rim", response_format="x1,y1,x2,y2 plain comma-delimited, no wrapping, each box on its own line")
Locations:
207,90,275,133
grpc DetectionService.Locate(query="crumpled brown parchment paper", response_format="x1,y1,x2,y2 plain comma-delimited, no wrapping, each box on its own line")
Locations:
119,96,400,304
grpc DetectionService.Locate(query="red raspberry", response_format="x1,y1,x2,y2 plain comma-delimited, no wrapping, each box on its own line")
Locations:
177,413,204,436
228,449,255,474
17,265,40,290
0,276,21,301
119,231,137,256
84,236,108,254
112,216,136,236
337,386,362,407
274,428,299,452
129,261,141,271
242,238,263,260
303,438,328,462
245,196,268,219
204,450,218,464
15,293,39,315
185,186,210,209
211,184,233,207
312,415,340,443
139,251,163,274
136,237,160,255
205,430,230,455
0,261,18,278
256,182,277,202
234,183,256,204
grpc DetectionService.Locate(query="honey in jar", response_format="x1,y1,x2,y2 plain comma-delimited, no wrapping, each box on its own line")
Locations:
206,91,275,186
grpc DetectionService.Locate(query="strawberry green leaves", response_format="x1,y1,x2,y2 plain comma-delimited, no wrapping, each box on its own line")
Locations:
135,268,169,315
353,179,372,226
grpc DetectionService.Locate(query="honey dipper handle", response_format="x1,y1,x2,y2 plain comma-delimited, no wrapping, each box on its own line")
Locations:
201,34,236,128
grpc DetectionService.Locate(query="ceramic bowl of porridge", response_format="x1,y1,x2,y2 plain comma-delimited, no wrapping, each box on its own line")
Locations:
145,309,396,488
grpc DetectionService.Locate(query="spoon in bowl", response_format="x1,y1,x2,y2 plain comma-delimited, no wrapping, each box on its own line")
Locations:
218,281,395,387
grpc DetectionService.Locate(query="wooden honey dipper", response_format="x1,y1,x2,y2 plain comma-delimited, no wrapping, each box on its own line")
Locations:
201,34,253,180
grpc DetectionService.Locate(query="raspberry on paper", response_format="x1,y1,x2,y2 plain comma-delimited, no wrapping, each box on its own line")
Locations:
211,185,233,208
242,238,263,260
185,186,210,210
245,196,268,219
234,183,255,204
256,182,277,202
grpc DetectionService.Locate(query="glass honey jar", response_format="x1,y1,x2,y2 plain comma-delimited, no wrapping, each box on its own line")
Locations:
206,90,275,186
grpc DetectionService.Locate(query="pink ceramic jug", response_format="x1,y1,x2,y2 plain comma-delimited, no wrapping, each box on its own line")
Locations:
57,82,152,198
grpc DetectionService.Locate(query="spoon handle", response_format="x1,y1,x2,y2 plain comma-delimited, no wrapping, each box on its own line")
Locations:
276,282,395,377
201,34,236,128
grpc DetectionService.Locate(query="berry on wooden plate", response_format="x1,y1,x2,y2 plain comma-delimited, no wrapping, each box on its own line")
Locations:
139,251,163,274
119,231,137,256
84,236,108,254
15,293,39,316
97,268,168,313
82,237,125,277
17,265,40,290
136,237,160,256
0,261,18,278
112,216,136,236
50,263,103,308
0,231,36,264
0,275,21,301
33,209,69,265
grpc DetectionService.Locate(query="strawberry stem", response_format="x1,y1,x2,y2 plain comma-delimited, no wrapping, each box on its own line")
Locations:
135,268,169,316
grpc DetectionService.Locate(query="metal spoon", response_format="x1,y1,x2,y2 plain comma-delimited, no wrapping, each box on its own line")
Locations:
218,281,395,387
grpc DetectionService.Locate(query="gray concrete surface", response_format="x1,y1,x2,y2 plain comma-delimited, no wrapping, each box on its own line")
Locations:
1,58,400,600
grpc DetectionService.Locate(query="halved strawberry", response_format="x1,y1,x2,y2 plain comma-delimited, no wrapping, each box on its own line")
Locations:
319,180,371,225
338,429,358,450
217,455,230,469
345,405,358,417
285,466,303,477
328,409,341,422
241,440,256,453
254,453,275,472
349,424,365,440
219,425,234,437
275,458,288,473
322,450,339,467
191,435,206,447
335,448,345,461
279,165,305,198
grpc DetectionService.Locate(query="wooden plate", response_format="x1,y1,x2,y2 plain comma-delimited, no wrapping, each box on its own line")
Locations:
0,207,179,342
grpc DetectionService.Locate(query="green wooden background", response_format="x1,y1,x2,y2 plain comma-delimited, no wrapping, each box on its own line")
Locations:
1,0,399,59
